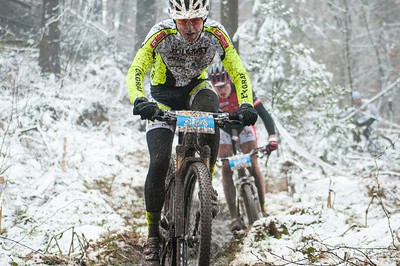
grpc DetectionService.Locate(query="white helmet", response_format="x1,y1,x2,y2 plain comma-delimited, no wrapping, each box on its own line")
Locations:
168,0,210,20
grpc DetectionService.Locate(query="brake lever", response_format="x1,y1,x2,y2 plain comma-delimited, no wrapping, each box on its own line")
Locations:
151,110,174,123
261,145,272,156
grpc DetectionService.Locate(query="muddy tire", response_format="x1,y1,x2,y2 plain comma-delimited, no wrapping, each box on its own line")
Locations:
182,162,212,266
241,183,260,226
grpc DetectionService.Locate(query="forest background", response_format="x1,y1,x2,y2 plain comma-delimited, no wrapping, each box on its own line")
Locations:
1,0,400,265
2,0,399,112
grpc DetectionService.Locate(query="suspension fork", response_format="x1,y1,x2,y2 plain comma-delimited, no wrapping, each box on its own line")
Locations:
184,132,212,171
200,145,211,171
175,142,185,238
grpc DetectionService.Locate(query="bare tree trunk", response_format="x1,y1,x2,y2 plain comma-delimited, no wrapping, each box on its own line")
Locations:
39,0,61,74
209,0,221,20
221,0,239,50
92,0,103,22
360,0,385,107
342,0,353,92
0,0,41,36
134,0,156,52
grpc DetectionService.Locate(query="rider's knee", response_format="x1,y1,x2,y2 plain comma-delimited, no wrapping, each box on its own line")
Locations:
191,89,219,112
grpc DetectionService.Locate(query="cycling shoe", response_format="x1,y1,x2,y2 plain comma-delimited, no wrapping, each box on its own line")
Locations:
143,237,161,266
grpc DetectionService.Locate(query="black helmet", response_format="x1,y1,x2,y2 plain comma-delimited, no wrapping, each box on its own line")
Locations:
208,64,230,86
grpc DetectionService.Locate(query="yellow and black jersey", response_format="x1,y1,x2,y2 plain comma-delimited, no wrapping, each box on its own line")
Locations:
126,18,253,107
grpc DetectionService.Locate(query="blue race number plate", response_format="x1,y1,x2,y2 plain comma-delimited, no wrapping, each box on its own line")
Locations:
228,154,251,170
176,111,215,134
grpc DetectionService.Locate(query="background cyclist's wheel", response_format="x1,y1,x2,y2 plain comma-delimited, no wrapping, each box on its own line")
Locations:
367,135,394,156
241,183,260,226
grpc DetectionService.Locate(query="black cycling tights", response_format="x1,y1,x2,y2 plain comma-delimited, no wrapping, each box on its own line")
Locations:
144,89,219,213
145,128,174,213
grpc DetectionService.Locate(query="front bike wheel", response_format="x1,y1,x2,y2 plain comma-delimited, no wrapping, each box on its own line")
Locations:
240,183,260,226
182,162,213,266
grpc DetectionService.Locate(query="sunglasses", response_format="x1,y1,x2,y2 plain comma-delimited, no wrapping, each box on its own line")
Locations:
175,18,203,27
214,83,229,90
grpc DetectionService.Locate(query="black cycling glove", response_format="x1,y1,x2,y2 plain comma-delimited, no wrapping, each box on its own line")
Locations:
237,103,258,126
133,97,161,120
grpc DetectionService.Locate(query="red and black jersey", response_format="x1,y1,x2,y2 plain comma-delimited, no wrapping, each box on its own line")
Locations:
218,90,262,113
219,86,276,136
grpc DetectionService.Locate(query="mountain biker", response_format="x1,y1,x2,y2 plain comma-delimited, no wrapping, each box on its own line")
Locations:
351,91,380,141
208,64,278,232
126,1,258,264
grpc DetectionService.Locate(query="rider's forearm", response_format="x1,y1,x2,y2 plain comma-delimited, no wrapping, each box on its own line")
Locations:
255,103,276,135
126,64,147,104
126,36,156,104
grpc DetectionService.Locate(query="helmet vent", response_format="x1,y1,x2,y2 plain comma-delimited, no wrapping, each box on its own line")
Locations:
168,0,210,20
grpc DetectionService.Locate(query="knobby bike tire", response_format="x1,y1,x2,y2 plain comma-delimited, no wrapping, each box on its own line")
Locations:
182,161,213,266
161,159,176,266
241,183,260,226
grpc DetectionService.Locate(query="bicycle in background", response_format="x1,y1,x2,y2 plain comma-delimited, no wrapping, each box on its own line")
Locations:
352,128,395,156
219,130,273,230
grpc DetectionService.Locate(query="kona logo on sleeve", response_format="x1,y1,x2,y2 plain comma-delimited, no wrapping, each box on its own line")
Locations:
213,29,229,48
135,68,143,90
239,73,249,99
151,31,167,48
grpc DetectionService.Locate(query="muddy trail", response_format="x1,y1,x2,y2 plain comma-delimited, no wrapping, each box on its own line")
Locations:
84,203,244,266
61,147,245,265
82,177,245,266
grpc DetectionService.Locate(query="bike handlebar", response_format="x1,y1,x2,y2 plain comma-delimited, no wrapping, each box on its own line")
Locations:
219,145,273,161
153,110,243,127
153,110,275,157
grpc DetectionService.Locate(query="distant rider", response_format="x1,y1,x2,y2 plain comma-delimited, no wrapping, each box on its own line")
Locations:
351,91,380,140
208,64,278,232
126,0,258,264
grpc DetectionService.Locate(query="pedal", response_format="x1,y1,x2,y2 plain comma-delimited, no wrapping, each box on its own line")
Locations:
160,214,171,230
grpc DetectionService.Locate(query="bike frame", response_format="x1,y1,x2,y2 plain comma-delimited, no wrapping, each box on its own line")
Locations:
159,110,239,266
219,130,271,228
230,130,257,187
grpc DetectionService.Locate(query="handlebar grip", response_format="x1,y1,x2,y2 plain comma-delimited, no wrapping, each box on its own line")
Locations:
229,112,241,121
150,109,166,121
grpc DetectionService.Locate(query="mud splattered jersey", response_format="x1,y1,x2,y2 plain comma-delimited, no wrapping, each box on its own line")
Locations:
126,18,253,107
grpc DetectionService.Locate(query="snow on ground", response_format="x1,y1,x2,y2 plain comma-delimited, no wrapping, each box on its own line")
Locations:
1,50,399,265
230,170,400,265
0,50,146,264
